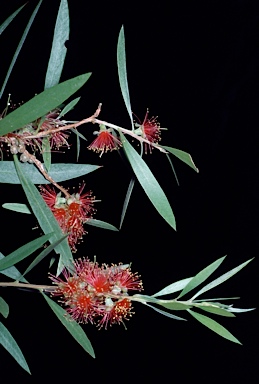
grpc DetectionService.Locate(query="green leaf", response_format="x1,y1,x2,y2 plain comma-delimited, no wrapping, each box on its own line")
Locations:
163,146,199,173
0,252,27,283
22,234,68,278
45,0,69,89
120,177,135,229
0,73,91,136
0,321,31,374
0,1,43,100
0,3,26,36
188,309,241,344
191,258,254,300
13,156,74,275
166,153,180,186
59,97,81,118
43,294,95,358
227,307,256,313
152,277,193,297
144,303,187,321
178,256,226,299
0,233,52,271
194,304,235,317
0,297,9,318
120,133,176,229
86,219,119,231
2,203,31,214
157,300,193,311
117,26,134,129
42,137,51,172
0,161,100,184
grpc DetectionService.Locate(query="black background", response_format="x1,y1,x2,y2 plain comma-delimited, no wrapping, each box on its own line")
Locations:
0,1,258,383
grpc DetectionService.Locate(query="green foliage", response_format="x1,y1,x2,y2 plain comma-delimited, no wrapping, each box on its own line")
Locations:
43,294,95,358
120,133,176,229
0,73,91,135
0,321,31,374
0,161,100,184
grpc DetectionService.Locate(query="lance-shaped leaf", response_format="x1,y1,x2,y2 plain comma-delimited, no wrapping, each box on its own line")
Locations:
0,1,42,99
0,321,31,374
43,294,95,358
0,3,26,36
117,26,134,129
14,156,73,275
178,256,226,299
45,0,69,89
59,97,81,118
120,133,176,230
0,73,91,136
194,303,235,317
152,277,193,297
191,258,253,300
0,233,52,271
0,252,27,283
86,219,118,231
188,309,241,344
120,177,135,229
0,297,9,318
144,303,187,321
0,161,100,184
162,146,199,173
22,234,68,278
156,300,193,311
2,203,31,214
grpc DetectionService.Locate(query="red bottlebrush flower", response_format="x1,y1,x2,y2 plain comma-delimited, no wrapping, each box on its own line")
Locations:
134,110,161,153
88,125,122,156
40,184,95,252
49,258,143,328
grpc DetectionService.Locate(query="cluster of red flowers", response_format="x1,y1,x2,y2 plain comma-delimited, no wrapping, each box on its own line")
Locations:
40,184,95,251
50,258,143,329
88,112,161,155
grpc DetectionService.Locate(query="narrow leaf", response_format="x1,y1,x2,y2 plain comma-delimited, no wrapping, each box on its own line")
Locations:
22,234,68,278
144,303,187,321
163,146,199,173
2,203,31,214
152,277,193,297
156,301,193,311
59,97,81,118
0,161,100,184
0,73,91,136
0,1,42,99
166,153,180,186
120,177,135,229
178,256,226,299
0,297,9,318
188,310,241,344
86,219,119,231
45,0,69,89
0,252,27,283
117,26,134,129
191,258,253,300
0,321,31,374
120,133,176,229
14,156,73,275
195,304,235,317
42,137,51,172
0,3,26,36
43,294,95,358
0,233,52,271
227,307,256,313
